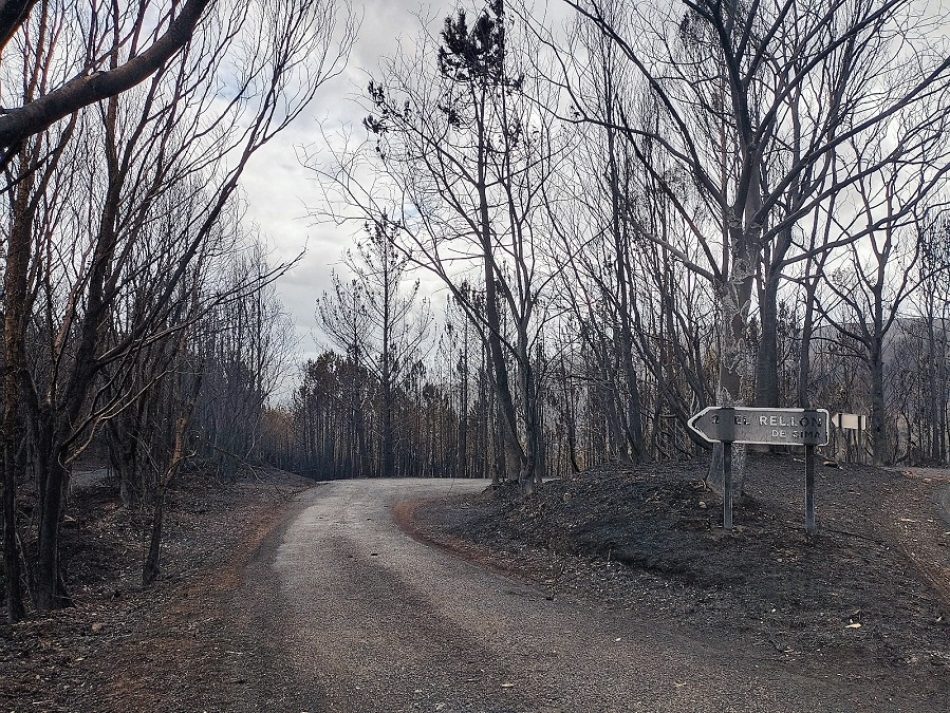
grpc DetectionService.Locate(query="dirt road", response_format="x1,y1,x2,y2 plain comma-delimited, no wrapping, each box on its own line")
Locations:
213,478,943,713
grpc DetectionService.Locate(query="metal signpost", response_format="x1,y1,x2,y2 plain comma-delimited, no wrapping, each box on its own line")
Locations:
688,407,830,535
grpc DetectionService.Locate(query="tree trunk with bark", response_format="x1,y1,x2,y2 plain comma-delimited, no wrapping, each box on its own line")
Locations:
706,237,756,497
1,200,28,622
870,341,889,465
755,270,781,407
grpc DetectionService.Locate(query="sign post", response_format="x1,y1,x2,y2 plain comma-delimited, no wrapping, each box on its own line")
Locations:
804,444,816,536
722,440,733,530
688,407,830,533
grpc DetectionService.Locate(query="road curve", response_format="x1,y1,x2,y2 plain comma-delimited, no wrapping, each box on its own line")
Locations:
228,478,931,713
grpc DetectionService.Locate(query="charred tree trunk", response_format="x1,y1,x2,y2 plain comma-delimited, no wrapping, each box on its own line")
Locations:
1,417,25,622
34,101,123,610
480,220,524,483
380,357,394,478
798,270,819,409
34,451,70,610
1,190,29,621
457,331,469,478
142,490,166,587
519,340,541,494
706,236,756,497
143,412,190,586
870,341,889,465
605,103,645,463
755,270,781,407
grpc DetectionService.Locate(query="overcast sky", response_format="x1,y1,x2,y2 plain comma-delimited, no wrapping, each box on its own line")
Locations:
240,0,573,378
240,1,459,369
239,0,950,382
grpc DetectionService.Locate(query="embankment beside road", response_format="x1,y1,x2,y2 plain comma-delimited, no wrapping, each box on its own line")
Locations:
408,456,950,701
0,468,313,713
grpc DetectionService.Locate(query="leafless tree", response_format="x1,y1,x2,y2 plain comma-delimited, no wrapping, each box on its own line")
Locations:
534,0,950,494
0,0,213,155
315,1,565,492
1,0,354,616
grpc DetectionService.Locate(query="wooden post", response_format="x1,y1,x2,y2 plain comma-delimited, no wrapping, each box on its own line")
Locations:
723,440,733,530
805,443,816,536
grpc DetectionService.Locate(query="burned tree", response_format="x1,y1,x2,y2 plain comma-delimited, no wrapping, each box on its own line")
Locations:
1,0,353,615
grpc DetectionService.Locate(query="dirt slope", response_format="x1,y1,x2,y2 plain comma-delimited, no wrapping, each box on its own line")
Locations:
411,456,950,704
0,467,313,713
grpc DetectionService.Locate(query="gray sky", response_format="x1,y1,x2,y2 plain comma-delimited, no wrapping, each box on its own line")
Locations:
242,0,570,372
241,1,456,367
241,0,950,377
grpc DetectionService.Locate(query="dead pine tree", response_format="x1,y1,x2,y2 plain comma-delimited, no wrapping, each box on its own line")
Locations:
319,0,563,493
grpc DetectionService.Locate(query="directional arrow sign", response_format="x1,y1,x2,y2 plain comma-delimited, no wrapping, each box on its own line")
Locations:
688,407,830,447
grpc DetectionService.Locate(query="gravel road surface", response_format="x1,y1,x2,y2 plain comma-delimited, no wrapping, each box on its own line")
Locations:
227,478,934,713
